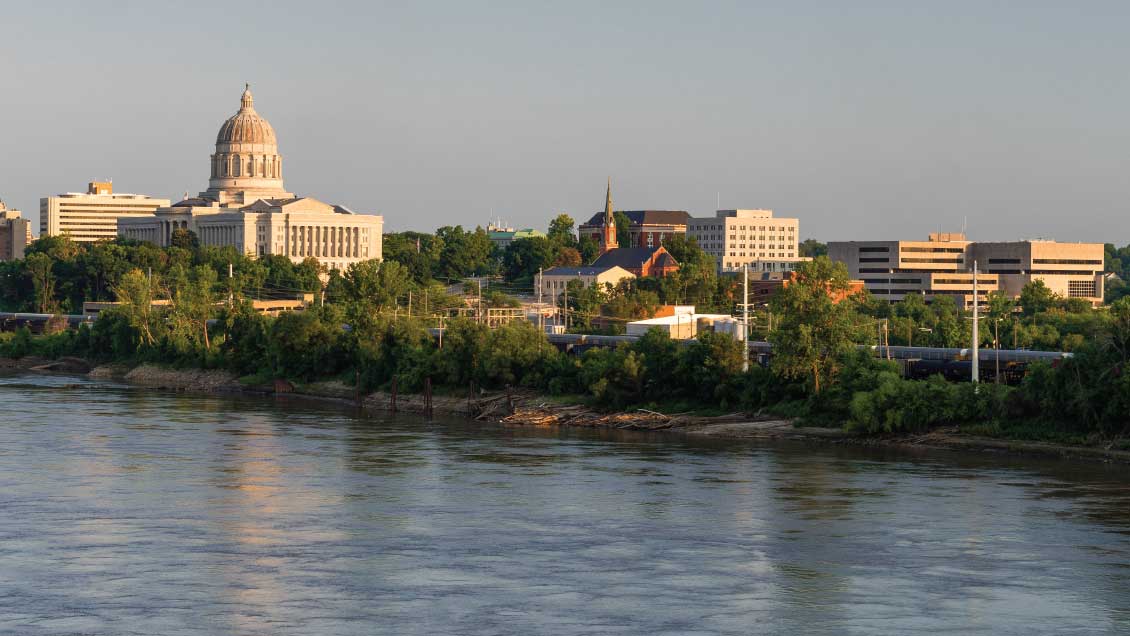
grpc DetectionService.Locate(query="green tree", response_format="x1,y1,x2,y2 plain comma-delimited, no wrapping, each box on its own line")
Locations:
768,257,858,393
502,237,556,282
614,211,631,247
170,228,199,250
799,239,827,258
436,225,495,280
547,213,577,248
1019,280,1058,316
112,268,161,347
25,253,57,314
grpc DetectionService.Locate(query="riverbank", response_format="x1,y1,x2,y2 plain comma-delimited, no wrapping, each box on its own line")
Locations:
4,357,1130,465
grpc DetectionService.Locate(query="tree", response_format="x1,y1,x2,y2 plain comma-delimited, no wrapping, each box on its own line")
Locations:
383,231,442,283
436,225,494,280
768,257,858,393
112,268,161,347
502,237,556,282
342,259,411,312
170,228,199,250
799,239,827,258
614,211,631,247
547,213,577,248
578,236,600,264
25,253,57,314
1019,280,1057,316
553,247,582,267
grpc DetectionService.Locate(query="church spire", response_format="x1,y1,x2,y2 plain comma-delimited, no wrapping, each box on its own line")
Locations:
604,176,614,225
601,176,619,253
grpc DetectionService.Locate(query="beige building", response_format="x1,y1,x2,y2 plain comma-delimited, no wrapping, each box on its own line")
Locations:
539,265,635,299
40,181,169,242
0,201,32,260
829,234,1104,307
119,85,382,270
686,209,801,273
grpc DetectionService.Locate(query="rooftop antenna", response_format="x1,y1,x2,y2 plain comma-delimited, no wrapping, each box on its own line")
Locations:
716,192,720,210
961,215,968,237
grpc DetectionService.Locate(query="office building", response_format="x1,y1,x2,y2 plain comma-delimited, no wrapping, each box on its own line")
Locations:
40,181,169,242
686,209,802,273
0,201,31,260
829,234,1104,307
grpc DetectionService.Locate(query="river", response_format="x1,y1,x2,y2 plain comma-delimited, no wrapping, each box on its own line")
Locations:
0,373,1128,635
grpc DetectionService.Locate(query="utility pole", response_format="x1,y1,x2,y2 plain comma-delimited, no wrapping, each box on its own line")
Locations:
537,267,544,335
477,279,483,325
408,291,412,317
563,284,568,331
228,263,234,307
742,263,749,372
972,260,980,388
995,317,1001,384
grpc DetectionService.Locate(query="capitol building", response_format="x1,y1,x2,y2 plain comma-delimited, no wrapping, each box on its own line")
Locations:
119,85,382,270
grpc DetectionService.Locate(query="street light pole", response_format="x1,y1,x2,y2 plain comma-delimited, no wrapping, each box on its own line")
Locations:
972,260,980,388
742,263,749,372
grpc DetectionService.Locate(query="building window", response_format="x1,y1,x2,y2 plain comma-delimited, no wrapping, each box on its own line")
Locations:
1068,280,1096,297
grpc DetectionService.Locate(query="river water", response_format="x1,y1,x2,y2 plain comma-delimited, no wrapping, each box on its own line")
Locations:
0,374,1128,635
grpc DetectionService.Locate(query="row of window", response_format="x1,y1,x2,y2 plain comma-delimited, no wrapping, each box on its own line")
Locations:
900,246,965,253
1032,259,1103,265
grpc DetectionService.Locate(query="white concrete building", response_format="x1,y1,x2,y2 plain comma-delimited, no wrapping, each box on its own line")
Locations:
686,209,802,273
40,181,169,242
119,85,382,270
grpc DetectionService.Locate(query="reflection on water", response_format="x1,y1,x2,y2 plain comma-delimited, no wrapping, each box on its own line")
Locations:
0,373,1129,635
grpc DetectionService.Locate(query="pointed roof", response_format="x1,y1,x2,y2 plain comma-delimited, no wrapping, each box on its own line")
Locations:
591,246,679,270
604,177,614,226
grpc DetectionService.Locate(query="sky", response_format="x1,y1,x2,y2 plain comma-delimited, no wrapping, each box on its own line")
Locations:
1,1,1128,242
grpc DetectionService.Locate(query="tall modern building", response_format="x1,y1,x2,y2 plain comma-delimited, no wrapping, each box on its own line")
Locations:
119,85,382,271
829,234,1104,307
40,181,169,242
686,209,803,273
0,200,31,260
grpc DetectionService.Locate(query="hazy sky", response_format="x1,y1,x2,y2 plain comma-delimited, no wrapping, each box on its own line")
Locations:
2,1,1128,241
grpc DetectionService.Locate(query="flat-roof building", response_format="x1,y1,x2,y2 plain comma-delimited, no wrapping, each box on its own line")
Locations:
40,181,169,242
686,209,801,274
0,201,31,260
829,234,1104,307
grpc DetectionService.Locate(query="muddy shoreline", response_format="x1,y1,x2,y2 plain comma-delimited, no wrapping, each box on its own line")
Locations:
3,357,1129,465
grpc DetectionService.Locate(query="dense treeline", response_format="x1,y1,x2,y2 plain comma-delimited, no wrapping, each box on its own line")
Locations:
2,247,1128,444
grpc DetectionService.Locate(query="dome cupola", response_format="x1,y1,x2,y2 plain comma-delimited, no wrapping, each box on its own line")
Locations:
201,84,292,205
215,84,278,146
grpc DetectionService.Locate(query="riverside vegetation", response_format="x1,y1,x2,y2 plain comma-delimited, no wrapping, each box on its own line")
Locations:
1,229,1129,446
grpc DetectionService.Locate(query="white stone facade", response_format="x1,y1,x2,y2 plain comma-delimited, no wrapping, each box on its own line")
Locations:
118,86,383,270
686,209,800,273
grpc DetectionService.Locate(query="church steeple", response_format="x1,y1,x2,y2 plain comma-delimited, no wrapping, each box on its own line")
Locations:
601,176,618,253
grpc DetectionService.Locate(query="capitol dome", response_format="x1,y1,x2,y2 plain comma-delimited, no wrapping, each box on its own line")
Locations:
202,84,292,205
215,85,277,146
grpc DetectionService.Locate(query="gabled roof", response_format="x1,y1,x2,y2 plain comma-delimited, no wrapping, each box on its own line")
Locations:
581,210,691,227
543,265,632,277
591,246,678,270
